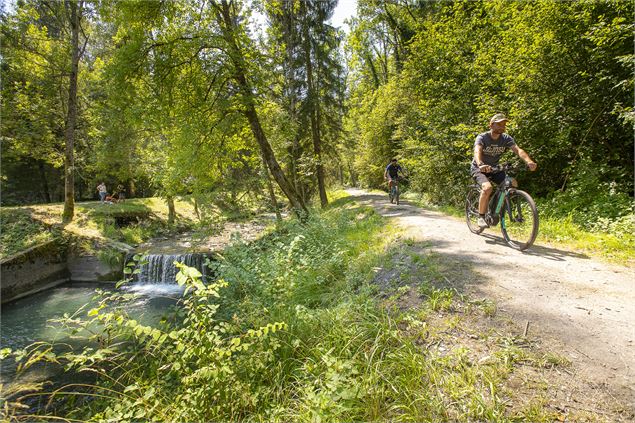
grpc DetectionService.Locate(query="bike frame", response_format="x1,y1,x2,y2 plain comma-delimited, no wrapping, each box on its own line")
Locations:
467,163,538,250
388,176,401,204
487,174,517,227
491,184,508,215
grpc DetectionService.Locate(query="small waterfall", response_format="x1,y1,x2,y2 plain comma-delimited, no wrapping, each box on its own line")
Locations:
126,253,209,285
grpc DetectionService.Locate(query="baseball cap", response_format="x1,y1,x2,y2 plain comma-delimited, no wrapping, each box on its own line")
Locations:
490,113,509,124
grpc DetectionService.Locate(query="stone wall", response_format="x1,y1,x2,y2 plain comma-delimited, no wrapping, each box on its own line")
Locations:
1,239,69,303
68,254,124,282
1,238,129,303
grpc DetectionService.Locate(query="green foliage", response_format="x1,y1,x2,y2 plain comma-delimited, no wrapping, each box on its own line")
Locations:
96,248,123,271
7,198,621,421
349,80,414,188
535,156,635,259
344,0,634,220
540,158,634,227
1,3,70,169
1,1,104,206
2,0,292,211
0,208,59,258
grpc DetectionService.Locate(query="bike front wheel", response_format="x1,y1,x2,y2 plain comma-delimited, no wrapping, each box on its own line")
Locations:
501,190,539,251
465,185,484,234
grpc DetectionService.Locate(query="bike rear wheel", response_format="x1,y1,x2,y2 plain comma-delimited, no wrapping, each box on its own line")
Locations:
465,186,484,234
501,190,539,251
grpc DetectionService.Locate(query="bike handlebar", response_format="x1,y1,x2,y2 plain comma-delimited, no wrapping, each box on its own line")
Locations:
485,162,527,173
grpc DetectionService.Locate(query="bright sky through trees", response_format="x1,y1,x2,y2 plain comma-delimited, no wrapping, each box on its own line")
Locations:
331,0,357,31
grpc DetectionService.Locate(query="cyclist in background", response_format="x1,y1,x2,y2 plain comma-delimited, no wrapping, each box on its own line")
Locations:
384,158,405,192
472,113,537,228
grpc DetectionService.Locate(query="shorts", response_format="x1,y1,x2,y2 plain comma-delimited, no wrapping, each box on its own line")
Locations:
472,169,505,186
388,175,399,181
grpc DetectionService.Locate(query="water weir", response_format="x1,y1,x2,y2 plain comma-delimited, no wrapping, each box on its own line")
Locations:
127,253,210,284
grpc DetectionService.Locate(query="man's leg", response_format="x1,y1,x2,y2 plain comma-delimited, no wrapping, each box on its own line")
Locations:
479,182,493,214
472,171,492,228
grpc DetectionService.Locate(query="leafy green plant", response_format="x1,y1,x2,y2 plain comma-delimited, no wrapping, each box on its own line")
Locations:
11,264,288,422
96,248,123,271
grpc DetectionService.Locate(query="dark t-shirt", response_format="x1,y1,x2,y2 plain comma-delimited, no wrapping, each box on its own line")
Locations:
471,132,516,172
385,163,402,178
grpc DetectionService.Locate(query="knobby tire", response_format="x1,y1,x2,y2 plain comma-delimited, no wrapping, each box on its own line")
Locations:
500,189,539,251
465,186,484,234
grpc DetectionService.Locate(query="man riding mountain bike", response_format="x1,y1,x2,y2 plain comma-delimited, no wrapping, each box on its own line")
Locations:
384,158,406,192
471,113,537,228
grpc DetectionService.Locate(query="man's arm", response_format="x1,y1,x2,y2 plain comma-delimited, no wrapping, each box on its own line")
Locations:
384,167,388,179
474,145,491,173
510,145,537,171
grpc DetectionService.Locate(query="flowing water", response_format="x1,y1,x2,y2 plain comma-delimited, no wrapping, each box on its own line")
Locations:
131,253,210,284
1,283,181,385
1,253,211,386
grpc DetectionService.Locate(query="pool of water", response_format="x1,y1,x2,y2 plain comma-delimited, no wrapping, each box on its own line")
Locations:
1,282,183,385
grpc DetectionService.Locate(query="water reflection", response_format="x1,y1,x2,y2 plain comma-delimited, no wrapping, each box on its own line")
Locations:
1,283,180,385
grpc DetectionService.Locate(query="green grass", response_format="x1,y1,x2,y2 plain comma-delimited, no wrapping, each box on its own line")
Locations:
1,197,233,260
9,194,625,422
0,208,61,259
538,214,635,264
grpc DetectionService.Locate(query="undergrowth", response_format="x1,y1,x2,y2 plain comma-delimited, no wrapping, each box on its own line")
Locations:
5,199,628,422
0,208,60,258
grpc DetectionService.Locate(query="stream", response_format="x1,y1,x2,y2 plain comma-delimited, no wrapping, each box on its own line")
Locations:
1,216,274,393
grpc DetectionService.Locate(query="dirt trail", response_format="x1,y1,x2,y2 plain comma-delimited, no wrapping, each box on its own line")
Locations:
348,189,635,406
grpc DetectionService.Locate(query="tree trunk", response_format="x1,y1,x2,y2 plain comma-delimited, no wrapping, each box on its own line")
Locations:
215,0,307,218
62,0,81,223
311,107,328,208
281,1,303,200
128,180,135,198
38,161,52,203
193,197,201,220
348,160,358,186
167,196,176,225
301,4,328,208
261,154,282,222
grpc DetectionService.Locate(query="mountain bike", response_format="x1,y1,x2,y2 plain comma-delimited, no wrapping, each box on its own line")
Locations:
388,177,401,204
465,163,539,251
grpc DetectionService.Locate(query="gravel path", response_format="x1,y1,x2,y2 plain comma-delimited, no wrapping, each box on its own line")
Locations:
348,188,635,406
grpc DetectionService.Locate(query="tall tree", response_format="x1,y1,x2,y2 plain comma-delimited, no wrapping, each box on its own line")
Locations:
212,0,307,215
99,0,307,216
265,0,344,207
62,0,83,222
1,1,91,209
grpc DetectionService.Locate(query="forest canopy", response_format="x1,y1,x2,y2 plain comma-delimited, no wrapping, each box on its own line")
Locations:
1,0,633,227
